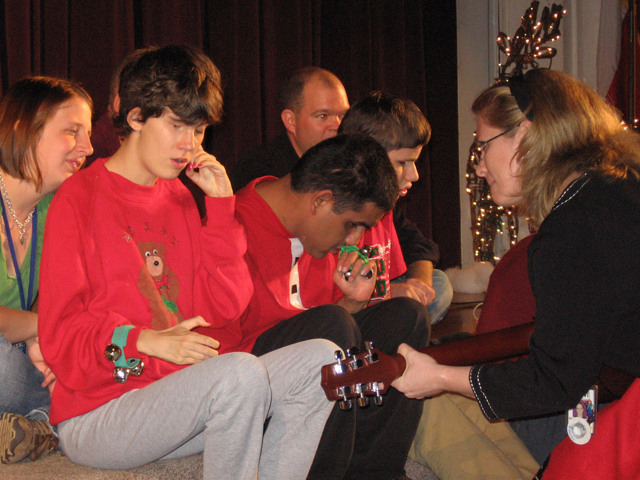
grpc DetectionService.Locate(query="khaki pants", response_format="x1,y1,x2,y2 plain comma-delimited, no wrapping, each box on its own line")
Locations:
410,393,540,480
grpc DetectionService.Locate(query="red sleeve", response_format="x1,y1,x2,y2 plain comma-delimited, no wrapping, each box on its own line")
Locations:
192,195,252,351
38,190,144,392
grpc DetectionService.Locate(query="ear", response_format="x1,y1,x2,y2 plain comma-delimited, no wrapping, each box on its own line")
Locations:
310,190,334,215
281,109,296,135
111,93,121,118
127,107,144,132
517,120,532,139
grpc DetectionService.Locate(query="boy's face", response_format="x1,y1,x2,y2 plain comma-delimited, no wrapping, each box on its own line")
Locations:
129,108,207,185
300,196,385,259
387,146,422,197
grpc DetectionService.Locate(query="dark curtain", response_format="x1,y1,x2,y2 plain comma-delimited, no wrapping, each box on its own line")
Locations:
607,0,639,128
0,0,460,268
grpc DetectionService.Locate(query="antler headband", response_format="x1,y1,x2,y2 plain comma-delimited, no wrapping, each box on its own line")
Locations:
497,1,566,80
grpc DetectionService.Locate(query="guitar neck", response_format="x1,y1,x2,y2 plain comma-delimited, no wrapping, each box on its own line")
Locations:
420,321,534,366
321,321,534,403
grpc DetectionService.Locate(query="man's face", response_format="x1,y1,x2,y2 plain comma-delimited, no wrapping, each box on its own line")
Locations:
285,78,350,157
299,198,386,259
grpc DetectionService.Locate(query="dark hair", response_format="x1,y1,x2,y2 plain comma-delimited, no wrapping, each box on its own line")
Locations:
339,91,431,151
113,45,223,136
279,66,343,113
290,133,397,213
0,76,93,192
108,47,157,115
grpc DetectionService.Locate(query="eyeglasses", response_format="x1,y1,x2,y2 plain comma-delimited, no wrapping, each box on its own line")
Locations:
469,126,517,168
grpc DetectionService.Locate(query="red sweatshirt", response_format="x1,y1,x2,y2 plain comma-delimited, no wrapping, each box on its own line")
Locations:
229,178,403,352
39,159,252,425
230,178,343,352
357,211,406,303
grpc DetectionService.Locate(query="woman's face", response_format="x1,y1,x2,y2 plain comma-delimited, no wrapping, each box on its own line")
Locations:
473,116,524,207
35,97,93,194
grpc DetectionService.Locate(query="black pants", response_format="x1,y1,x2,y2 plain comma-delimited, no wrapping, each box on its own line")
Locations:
251,297,430,480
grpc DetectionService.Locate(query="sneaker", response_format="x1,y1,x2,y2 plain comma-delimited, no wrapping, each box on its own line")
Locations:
0,412,59,464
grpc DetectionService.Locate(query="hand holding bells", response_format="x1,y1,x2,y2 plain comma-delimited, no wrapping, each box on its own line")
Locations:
340,245,374,280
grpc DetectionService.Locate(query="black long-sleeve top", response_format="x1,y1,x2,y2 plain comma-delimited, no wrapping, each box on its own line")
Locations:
471,174,640,420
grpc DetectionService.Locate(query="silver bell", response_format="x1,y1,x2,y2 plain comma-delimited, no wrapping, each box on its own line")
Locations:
113,367,129,383
104,344,122,362
129,361,145,377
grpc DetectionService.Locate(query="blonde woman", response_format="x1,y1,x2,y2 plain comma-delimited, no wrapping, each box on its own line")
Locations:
393,68,640,465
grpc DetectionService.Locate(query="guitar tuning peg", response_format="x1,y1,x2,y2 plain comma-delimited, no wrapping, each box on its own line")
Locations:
349,357,364,370
363,341,378,363
346,346,360,357
353,383,369,408
370,382,384,406
333,350,347,374
338,385,353,410
338,385,352,397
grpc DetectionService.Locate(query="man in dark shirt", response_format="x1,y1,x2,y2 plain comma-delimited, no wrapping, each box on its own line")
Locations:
231,66,350,187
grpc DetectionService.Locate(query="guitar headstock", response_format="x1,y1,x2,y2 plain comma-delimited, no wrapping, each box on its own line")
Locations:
320,322,536,410
320,341,406,410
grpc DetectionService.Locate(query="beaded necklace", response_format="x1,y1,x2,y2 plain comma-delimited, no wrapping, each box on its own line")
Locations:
0,183,37,311
0,171,34,245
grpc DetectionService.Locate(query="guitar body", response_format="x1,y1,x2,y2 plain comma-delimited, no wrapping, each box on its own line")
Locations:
321,322,534,404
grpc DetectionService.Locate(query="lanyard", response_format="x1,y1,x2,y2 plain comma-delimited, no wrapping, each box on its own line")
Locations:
1,200,37,311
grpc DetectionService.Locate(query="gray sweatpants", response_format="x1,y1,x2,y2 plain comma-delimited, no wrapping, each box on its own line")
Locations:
58,339,337,480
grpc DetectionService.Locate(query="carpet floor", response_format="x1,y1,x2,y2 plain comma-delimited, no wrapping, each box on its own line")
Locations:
1,453,438,479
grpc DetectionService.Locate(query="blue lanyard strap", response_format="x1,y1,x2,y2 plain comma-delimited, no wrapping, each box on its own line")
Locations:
1,200,37,311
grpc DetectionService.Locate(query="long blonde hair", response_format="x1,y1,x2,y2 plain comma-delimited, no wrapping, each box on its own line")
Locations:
472,69,640,228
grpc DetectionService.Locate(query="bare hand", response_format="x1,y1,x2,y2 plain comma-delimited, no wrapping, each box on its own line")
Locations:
391,343,442,399
390,278,436,306
185,147,233,198
26,337,56,392
137,316,221,365
392,343,474,399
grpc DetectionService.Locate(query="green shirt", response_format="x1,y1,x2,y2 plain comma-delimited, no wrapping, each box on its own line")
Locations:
0,193,53,310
